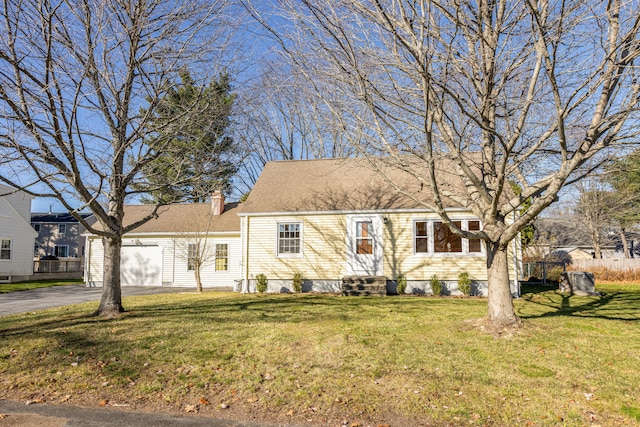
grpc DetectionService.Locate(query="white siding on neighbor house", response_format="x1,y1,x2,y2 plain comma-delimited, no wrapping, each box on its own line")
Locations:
86,234,240,288
0,192,37,278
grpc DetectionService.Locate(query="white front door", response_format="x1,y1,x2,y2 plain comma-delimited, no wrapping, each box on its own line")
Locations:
346,215,383,276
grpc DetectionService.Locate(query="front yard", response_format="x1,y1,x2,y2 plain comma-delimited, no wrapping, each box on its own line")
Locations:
1,284,638,426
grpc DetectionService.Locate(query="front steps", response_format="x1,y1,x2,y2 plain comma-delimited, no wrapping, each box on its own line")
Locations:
342,276,387,296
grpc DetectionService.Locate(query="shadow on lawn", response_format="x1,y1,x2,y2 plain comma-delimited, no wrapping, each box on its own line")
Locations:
128,293,434,325
518,288,640,321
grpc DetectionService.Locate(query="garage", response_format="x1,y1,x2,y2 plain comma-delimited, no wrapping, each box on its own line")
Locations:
120,245,163,286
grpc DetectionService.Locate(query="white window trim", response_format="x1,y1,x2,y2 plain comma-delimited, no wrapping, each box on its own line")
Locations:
276,221,303,258
0,238,11,261
187,243,198,271
413,219,484,256
58,224,66,234
214,242,229,271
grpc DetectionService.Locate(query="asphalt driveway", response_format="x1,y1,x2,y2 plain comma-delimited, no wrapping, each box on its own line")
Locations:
0,285,199,316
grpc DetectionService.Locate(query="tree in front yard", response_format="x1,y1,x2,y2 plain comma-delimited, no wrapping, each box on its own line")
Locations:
0,0,235,316
246,0,640,328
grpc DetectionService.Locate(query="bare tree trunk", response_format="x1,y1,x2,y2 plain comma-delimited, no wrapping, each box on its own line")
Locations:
95,236,124,316
593,238,603,259
486,242,518,327
619,228,630,258
195,264,203,293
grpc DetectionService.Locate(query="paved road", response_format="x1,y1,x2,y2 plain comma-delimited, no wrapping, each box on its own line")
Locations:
0,399,287,427
0,285,201,316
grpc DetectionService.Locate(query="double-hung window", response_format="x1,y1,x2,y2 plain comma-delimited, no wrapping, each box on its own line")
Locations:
414,221,429,253
58,224,66,234
215,244,228,271
0,239,11,260
187,243,198,271
278,223,301,256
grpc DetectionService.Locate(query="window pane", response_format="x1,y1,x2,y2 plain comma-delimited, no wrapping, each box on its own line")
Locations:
356,239,373,254
356,221,373,254
434,221,462,253
58,224,66,234
278,223,301,255
187,243,197,270
415,221,428,253
0,239,10,260
215,244,228,271
55,246,68,258
468,220,482,253
416,237,428,253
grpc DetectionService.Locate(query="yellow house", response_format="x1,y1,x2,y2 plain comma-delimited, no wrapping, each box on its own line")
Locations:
238,157,521,296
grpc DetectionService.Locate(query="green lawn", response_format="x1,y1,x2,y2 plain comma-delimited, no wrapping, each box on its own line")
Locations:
0,284,638,426
0,279,83,293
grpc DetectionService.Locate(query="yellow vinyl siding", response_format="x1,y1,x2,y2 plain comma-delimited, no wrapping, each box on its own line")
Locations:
382,212,517,282
246,215,347,280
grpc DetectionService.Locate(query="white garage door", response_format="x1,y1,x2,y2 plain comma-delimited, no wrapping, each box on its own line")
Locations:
121,245,163,286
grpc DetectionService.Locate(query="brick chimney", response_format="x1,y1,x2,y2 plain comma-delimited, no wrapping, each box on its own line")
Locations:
211,191,225,216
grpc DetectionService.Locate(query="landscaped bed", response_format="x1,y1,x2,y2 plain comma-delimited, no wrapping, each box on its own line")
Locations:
1,284,638,426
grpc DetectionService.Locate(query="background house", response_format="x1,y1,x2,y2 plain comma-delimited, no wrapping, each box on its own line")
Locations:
237,157,521,296
85,193,241,288
0,185,37,282
530,217,637,260
31,212,95,259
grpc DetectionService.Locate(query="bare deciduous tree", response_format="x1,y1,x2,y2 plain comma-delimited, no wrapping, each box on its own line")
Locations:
246,0,640,327
235,66,357,192
0,0,234,316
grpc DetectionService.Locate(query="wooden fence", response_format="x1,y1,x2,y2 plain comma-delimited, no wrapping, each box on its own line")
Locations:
569,258,640,272
34,259,84,273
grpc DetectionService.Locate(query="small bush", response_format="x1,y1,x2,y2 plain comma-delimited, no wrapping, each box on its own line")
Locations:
430,275,443,296
255,274,268,293
396,274,407,295
292,272,304,292
458,271,472,296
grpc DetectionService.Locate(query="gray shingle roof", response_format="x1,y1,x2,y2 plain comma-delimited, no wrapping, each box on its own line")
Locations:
239,156,470,214
92,202,240,234
31,212,93,223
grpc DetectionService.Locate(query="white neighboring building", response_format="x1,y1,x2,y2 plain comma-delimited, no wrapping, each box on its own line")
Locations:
85,193,241,288
0,185,38,282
